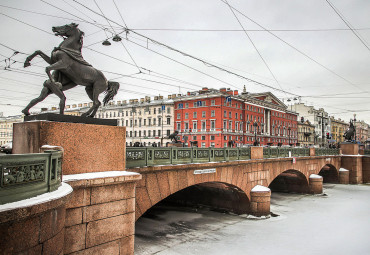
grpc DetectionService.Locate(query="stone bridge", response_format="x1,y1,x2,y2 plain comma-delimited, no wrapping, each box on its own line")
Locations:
2,120,369,255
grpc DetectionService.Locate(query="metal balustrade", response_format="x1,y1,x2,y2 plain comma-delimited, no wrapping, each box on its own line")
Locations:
126,146,340,168
126,147,251,168
0,150,63,204
364,149,370,156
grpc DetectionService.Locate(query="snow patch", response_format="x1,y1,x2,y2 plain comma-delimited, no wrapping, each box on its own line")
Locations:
63,171,139,182
309,174,323,179
339,168,349,172
0,182,73,212
251,185,270,192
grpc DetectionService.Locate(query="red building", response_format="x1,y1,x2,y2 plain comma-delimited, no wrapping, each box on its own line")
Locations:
173,87,298,148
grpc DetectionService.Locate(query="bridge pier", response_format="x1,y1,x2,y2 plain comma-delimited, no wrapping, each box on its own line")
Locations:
340,143,363,184
309,174,323,194
62,171,141,255
250,185,271,216
339,168,350,184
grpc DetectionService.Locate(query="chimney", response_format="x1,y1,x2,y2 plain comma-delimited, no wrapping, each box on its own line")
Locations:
41,108,48,112
154,96,158,100
202,87,208,91
78,103,82,107
172,94,176,99
220,88,226,93
168,95,172,99
140,98,144,103
159,95,163,100
234,90,238,96
177,94,181,97
187,92,190,96
66,105,70,109
145,96,150,102
129,99,134,104
51,107,57,110
84,103,88,107
123,100,127,104
227,90,233,95
72,104,77,108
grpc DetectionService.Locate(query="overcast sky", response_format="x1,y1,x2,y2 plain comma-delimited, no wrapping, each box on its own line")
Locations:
0,0,369,123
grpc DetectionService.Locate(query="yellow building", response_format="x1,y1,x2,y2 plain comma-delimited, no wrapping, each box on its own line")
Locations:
330,117,348,144
298,119,315,147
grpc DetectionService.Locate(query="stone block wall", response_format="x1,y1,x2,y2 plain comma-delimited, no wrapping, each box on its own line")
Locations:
0,184,72,254
63,172,141,255
362,156,370,183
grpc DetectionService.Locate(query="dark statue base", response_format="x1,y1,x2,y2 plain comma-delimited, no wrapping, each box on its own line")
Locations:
24,113,117,126
168,143,183,147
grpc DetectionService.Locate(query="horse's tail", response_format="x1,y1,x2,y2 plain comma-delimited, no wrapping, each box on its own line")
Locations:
103,81,120,105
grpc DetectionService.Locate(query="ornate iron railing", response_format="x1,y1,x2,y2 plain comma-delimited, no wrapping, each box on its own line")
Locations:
315,148,340,156
0,150,62,205
263,147,310,158
126,147,251,168
364,149,370,156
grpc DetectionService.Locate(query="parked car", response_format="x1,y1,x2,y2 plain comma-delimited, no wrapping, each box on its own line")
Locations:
0,142,12,154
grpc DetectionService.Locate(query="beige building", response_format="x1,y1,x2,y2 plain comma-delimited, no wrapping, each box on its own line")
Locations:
355,120,369,143
330,117,348,144
0,114,23,145
297,119,315,147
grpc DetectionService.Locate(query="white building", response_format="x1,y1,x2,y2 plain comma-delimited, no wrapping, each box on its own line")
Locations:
293,103,331,146
93,95,175,147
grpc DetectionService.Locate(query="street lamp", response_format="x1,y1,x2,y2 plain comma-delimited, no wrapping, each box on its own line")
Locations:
288,127,291,146
253,122,258,146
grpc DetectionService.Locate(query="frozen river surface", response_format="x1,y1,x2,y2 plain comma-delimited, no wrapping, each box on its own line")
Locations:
135,184,370,255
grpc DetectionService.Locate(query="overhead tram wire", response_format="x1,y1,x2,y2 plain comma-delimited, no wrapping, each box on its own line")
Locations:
128,27,370,32
93,0,141,73
0,12,53,35
72,0,301,96
223,0,287,98
218,0,366,93
112,0,128,28
325,0,370,53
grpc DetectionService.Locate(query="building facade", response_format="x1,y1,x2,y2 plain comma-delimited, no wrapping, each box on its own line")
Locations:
297,119,315,147
293,103,331,147
0,115,23,145
355,120,369,144
330,117,348,144
173,87,298,148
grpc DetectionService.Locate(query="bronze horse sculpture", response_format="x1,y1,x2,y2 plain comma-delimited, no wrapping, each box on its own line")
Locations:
23,23,119,117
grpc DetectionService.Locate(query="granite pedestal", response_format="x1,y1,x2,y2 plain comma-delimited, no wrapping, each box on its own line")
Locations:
13,114,126,175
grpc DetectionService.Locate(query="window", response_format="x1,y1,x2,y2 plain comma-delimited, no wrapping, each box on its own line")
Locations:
167,107,171,114
154,108,156,114
211,100,215,106
144,130,146,137
148,119,152,126
144,119,146,126
153,130,156,137
193,136,197,140
201,142,206,148
177,113,180,119
158,117,161,126
201,121,206,130
193,112,197,118
210,135,215,140
210,120,215,130
229,121,232,130
158,130,161,136
135,120,137,126
153,118,156,125
184,122,189,131
167,130,171,136
185,113,189,119
139,131,141,137
235,113,238,119
148,130,151,137
130,120,133,127
224,111,227,117
201,136,206,140
202,111,206,118
185,103,189,109
193,121,197,130
211,110,215,117
223,120,227,129
176,122,181,131
130,131,132,137
139,119,142,127
193,102,197,108
167,117,171,125
210,142,215,147
126,120,128,126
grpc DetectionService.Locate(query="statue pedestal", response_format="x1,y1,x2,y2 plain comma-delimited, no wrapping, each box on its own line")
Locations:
167,143,183,148
340,142,359,155
13,117,126,175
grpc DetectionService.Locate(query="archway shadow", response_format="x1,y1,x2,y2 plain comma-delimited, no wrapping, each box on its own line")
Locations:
269,169,309,193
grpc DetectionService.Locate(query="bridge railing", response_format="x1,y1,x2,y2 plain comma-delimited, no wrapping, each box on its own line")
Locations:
263,147,310,158
126,147,251,168
315,148,340,156
0,150,63,205
126,147,340,168
364,149,370,156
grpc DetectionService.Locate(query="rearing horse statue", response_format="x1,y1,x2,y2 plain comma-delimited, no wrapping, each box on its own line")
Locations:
23,23,119,117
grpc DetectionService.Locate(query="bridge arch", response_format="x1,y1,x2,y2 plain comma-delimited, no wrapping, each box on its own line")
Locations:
268,169,309,193
318,164,339,183
135,167,251,220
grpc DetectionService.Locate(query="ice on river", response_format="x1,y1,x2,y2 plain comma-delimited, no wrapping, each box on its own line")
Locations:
135,184,370,255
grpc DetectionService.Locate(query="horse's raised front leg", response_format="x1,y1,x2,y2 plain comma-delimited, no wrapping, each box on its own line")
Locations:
24,50,52,67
